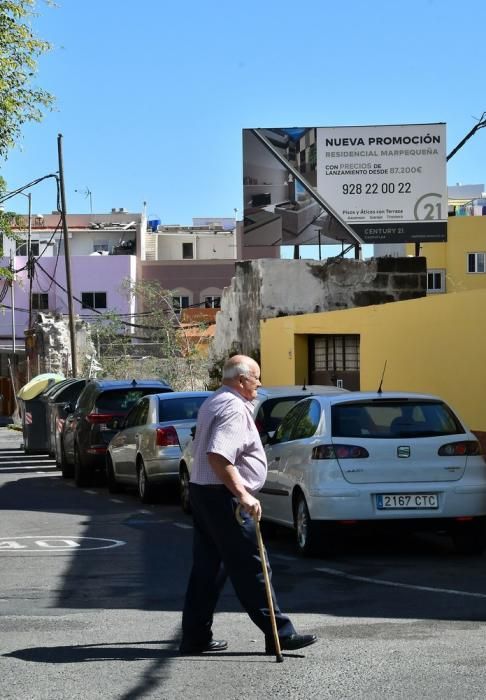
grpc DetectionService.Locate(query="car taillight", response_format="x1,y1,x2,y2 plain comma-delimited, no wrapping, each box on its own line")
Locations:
312,444,369,459
156,426,179,447
438,441,481,456
86,413,115,424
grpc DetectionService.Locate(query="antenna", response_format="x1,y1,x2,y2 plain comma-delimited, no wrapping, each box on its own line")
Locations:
302,378,307,390
377,360,387,395
75,186,93,214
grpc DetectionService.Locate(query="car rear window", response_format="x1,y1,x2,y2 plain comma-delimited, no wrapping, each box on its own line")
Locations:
96,389,161,414
331,400,465,438
158,396,207,421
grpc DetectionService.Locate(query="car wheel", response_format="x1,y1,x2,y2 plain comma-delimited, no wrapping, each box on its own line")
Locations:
137,460,156,504
451,518,486,555
74,444,93,487
106,455,123,494
60,440,74,479
179,464,191,514
294,492,320,557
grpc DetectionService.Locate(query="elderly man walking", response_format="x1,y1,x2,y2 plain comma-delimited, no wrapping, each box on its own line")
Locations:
179,354,317,655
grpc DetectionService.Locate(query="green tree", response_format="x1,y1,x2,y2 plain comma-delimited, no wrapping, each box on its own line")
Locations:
89,279,211,390
0,175,22,277
0,0,54,159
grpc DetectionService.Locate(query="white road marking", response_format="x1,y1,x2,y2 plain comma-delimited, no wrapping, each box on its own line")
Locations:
272,553,298,561
84,490,97,495
0,464,55,469
137,509,152,514
315,566,486,599
0,536,126,553
173,523,193,529
110,498,125,504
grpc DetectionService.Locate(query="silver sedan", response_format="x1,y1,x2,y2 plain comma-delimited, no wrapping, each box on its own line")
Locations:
107,391,212,503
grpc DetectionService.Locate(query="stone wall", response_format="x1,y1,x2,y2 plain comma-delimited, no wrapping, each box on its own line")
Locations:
27,312,97,376
210,256,426,368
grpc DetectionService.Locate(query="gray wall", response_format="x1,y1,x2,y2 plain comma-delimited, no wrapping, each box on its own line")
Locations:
210,257,426,365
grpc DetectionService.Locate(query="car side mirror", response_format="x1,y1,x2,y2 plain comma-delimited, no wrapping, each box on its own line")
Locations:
260,430,276,446
63,401,74,414
190,425,197,440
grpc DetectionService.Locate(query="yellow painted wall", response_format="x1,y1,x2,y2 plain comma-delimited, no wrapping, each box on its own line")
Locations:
406,217,486,293
260,289,486,431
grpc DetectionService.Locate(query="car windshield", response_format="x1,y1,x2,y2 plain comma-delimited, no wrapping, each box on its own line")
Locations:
96,389,159,414
158,396,207,421
331,400,465,438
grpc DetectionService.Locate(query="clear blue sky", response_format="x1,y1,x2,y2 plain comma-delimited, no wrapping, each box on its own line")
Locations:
2,0,486,234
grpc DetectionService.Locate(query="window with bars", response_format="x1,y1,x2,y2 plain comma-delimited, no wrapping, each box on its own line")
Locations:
32,293,49,310
427,269,445,293
16,241,40,256
93,240,110,253
172,296,189,313
205,296,221,308
81,292,107,309
467,252,486,273
313,335,360,372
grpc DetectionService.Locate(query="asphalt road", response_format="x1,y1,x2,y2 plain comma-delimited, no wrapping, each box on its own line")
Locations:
1,427,486,699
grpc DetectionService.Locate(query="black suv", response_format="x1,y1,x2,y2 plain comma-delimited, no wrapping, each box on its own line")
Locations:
61,378,172,486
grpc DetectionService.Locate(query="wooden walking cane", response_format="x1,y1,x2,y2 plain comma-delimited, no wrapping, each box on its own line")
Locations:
235,505,284,663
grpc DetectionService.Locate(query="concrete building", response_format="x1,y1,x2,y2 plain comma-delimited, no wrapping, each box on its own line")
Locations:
0,210,278,385
0,209,142,358
139,218,278,312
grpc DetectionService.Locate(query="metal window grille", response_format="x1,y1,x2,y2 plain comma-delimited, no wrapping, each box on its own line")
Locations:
313,335,360,372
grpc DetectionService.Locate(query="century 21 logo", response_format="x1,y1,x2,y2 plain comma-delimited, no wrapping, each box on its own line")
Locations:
414,193,443,221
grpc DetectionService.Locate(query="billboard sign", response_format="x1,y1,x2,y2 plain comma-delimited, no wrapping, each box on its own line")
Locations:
243,123,447,246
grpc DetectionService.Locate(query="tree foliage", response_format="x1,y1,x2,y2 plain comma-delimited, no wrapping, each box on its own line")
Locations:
0,0,54,159
89,279,211,391
0,175,22,277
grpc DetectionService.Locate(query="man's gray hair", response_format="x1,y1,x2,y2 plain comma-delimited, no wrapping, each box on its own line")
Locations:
222,360,252,380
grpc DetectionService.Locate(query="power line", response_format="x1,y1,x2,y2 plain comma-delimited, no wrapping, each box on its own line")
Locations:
0,174,60,207
34,259,173,331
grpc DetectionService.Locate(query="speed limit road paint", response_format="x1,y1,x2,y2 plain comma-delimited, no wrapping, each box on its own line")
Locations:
0,536,126,553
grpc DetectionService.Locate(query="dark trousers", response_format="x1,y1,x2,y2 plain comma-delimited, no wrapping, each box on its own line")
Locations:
181,483,296,645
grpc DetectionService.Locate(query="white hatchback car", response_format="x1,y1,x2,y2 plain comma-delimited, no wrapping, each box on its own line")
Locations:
178,385,348,513
259,391,486,556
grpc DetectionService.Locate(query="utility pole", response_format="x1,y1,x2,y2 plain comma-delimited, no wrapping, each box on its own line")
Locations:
57,134,78,377
23,192,33,328
9,252,16,355
447,112,486,161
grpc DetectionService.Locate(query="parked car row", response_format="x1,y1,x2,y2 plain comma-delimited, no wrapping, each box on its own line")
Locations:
58,378,172,485
30,375,486,558
179,389,486,557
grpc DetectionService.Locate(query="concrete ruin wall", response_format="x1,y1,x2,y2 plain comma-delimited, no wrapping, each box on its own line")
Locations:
210,256,426,367
29,312,97,376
